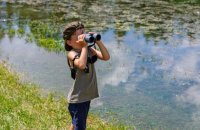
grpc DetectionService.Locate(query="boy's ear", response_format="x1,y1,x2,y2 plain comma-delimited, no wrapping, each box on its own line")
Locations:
67,40,72,45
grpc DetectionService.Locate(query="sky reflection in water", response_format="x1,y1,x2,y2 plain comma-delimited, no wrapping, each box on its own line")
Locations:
93,28,200,129
1,27,200,129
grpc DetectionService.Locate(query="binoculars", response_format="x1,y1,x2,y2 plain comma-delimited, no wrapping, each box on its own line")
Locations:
84,33,101,43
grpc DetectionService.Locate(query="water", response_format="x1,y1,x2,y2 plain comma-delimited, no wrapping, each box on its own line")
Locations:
1,0,200,129
0,35,71,92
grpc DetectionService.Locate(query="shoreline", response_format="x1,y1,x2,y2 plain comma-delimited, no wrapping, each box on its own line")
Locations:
0,61,133,130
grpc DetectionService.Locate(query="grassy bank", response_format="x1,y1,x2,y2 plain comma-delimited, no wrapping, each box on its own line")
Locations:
0,62,132,130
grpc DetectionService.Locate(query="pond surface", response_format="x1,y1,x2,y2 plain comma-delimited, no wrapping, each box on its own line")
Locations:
1,0,200,129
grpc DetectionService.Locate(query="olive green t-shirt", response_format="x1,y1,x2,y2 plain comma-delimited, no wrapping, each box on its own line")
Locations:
67,51,99,103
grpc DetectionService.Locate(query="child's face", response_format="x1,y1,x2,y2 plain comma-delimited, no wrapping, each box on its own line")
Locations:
71,28,85,41
67,28,85,48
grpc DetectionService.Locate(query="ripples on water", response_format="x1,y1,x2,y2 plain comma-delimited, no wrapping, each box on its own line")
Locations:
1,0,200,129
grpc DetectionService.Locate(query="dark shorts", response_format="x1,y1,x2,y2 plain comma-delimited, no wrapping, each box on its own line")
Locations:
68,101,91,130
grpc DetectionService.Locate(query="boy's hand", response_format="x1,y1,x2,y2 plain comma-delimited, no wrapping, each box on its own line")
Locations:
77,34,87,47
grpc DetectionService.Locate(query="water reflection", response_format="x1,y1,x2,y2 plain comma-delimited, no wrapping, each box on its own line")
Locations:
1,28,200,129
97,29,136,88
0,35,72,92
93,28,200,129
174,43,200,107
1,0,200,129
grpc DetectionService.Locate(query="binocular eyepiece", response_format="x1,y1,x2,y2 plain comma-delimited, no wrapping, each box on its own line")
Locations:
84,33,101,43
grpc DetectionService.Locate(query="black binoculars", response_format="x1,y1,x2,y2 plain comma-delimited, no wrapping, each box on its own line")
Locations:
84,33,101,43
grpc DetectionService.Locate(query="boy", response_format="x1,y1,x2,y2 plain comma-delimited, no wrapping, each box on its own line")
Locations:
63,21,110,130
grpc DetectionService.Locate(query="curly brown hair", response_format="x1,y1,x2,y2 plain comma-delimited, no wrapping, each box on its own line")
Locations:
63,21,84,51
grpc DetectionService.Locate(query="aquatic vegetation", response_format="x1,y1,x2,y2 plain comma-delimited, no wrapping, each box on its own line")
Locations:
0,26,5,39
0,0,200,50
167,0,200,4
7,28,15,37
16,28,25,37
37,38,62,51
1,0,200,47
28,20,64,52
0,19,64,51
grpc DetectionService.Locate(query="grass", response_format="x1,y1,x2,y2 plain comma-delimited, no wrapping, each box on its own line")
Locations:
0,61,132,130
